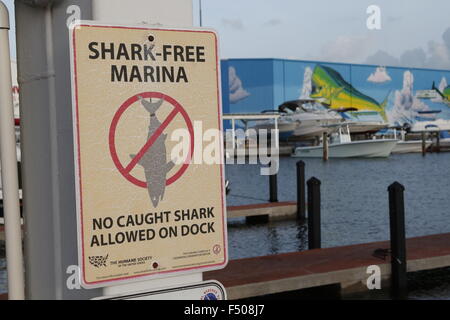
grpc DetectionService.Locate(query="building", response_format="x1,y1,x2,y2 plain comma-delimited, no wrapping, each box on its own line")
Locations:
220,58,450,129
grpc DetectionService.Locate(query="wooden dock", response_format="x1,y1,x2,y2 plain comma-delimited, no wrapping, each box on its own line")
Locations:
2,233,450,300
227,201,297,220
204,233,450,299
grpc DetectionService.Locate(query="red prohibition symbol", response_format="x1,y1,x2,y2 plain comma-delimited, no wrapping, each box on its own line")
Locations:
109,92,194,188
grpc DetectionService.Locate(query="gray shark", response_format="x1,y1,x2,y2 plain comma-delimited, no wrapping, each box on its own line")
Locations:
131,96,174,208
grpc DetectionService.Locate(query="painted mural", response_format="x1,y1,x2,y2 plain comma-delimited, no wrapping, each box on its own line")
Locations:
221,58,450,129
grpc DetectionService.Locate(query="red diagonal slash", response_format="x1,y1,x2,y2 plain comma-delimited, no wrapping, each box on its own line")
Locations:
109,92,194,188
124,107,179,174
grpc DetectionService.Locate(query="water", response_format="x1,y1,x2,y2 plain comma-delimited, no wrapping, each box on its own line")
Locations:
225,152,450,299
226,153,450,256
1,153,450,298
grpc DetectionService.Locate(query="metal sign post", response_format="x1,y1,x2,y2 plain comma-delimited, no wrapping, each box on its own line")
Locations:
0,1,25,300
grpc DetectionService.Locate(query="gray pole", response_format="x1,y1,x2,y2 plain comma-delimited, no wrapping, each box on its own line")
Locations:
0,0,25,300
199,0,202,27
16,0,100,300
15,0,195,299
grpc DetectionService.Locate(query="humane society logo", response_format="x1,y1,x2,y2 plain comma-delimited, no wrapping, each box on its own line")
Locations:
201,288,220,300
88,254,109,268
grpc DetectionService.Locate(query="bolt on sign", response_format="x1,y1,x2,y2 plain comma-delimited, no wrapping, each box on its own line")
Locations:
69,21,227,288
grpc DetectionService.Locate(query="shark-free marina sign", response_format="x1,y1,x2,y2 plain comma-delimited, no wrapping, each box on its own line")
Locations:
69,22,227,288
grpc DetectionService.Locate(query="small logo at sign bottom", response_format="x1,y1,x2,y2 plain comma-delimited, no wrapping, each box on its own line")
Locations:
89,254,109,268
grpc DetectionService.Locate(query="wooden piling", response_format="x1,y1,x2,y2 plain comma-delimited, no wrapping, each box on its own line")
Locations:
269,171,278,203
296,160,306,221
421,132,426,156
388,181,407,299
322,132,328,161
436,132,440,153
307,177,321,249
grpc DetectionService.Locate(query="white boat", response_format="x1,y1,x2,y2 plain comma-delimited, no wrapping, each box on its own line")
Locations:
278,100,343,140
410,110,450,132
376,128,432,154
292,124,398,158
392,140,432,154
338,109,388,134
250,117,299,139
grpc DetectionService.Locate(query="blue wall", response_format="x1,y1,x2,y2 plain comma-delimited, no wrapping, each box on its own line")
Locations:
221,58,450,127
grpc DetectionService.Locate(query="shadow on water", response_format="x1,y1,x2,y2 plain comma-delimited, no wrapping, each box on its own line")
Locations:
228,218,309,257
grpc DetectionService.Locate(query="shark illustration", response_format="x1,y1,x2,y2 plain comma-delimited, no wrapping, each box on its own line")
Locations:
310,65,390,121
131,96,174,208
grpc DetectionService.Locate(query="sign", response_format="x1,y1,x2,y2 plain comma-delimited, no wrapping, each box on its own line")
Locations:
69,21,227,288
95,280,226,300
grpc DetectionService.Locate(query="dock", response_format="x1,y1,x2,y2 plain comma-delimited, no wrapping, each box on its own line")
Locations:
227,201,297,220
1,232,449,300
204,233,450,299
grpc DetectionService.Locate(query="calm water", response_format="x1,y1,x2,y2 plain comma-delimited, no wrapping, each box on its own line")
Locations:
225,152,450,299
226,153,450,256
1,153,450,298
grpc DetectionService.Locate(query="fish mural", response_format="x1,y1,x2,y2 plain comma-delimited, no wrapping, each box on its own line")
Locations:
221,59,450,128
131,96,175,208
432,81,450,104
309,65,390,121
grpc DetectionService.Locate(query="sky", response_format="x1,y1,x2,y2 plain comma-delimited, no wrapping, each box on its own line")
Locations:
193,0,450,70
4,0,450,70
3,0,15,60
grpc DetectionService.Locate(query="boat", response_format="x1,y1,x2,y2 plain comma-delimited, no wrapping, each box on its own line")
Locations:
393,140,432,154
249,110,299,140
375,128,432,154
411,110,450,132
277,100,343,140
437,130,450,148
292,124,398,158
337,108,388,134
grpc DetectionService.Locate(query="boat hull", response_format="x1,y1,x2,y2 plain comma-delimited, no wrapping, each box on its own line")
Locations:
292,139,398,158
392,140,432,154
346,122,387,134
292,125,331,140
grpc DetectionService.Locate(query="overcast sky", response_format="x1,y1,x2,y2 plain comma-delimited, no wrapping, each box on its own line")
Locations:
4,0,15,60
5,0,450,70
193,0,450,70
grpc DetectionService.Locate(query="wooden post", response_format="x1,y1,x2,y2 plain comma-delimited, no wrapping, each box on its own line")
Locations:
421,131,426,156
436,132,440,153
388,182,407,299
296,160,306,221
269,162,278,203
307,177,321,249
322,132,328,161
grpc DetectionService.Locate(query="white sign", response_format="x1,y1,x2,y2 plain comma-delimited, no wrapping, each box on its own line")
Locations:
69,21,227,288
95,280,226,300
